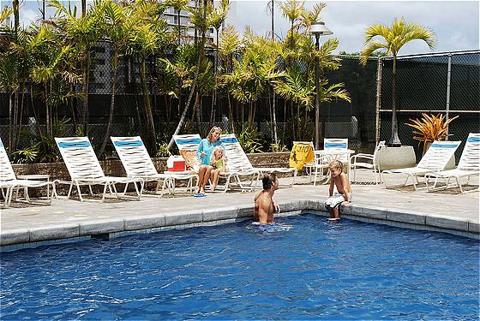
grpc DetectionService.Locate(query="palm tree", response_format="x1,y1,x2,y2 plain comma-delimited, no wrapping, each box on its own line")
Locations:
207,0,229,124
49,0,102,135
279,0,304,50
164,0,189,45
167,0,213,150
163,0,190,118
217,24,240,132
360,18,435,146
96,0,130,157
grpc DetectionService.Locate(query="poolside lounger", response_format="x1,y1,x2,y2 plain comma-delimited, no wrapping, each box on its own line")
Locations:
381,140,461,190
426,133,480,193
220,134,296,187
350,140,385,185
174,133,260,192
55,137,144,202
0,138,55,207
111,136,197,195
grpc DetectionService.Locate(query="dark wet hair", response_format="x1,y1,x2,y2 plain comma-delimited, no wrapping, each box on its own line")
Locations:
262,173,277,190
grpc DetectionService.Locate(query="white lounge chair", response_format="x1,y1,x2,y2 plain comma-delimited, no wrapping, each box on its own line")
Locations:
111,136,196,195
350,140,385,185
381,140,461,190
174,134,258,192
173,134,203,172
312,138,349,185
55,137,144,202
220,134,297,185
426,133,480,193
0,138,55,207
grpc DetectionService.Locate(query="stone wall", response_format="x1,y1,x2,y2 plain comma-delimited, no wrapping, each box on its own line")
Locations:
10,152,292,195
12,152,291,179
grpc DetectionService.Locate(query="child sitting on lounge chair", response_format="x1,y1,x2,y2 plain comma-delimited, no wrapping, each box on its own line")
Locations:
325,160,351,221
209,146,225,191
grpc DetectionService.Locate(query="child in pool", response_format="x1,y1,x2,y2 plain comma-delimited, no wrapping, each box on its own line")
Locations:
325,160,351,221
209,146,225,191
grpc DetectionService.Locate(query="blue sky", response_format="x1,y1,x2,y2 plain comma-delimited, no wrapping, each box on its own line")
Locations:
3,0,479,55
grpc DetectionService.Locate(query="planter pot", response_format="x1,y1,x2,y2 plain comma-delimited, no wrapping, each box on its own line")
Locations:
376,145,416,171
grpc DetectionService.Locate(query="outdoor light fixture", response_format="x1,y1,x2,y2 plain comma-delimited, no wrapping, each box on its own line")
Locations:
310,21,333,37
310,21,333,150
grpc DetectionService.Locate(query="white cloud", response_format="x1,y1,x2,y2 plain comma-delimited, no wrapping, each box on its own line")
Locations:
226,0,479,55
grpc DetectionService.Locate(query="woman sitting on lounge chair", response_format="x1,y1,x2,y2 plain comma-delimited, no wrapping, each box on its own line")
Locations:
195,126,223,197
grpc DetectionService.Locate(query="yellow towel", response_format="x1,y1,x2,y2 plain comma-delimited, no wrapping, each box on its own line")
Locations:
289,142,314,170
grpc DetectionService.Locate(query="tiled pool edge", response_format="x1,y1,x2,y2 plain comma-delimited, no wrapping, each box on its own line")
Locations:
1,200,478,251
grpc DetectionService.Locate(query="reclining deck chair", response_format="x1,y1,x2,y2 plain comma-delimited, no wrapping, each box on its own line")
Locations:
381,140,461,190
0,138,55,207
426,133,480,193
55,137,144,202
220,134,297,187
111,136,196,195
173,134,258,192
312,138,349,185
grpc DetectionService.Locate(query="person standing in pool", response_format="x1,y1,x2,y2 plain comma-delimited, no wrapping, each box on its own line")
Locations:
254,173,280,224
195,126,223,197
325,160,351,220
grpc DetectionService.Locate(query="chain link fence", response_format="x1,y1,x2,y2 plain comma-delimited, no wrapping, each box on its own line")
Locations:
2,48,478,162
379,50,480,161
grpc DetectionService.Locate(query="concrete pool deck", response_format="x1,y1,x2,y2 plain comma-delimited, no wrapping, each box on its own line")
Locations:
1,173,479,250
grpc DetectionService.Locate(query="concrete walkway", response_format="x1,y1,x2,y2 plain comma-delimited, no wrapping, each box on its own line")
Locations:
1,172,479,249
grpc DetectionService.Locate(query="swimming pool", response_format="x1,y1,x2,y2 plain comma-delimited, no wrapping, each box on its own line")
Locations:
1,214,478,320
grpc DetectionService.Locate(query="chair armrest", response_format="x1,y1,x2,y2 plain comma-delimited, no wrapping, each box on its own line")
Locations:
350,153,374,162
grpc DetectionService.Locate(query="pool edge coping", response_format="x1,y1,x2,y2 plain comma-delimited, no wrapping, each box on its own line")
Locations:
1,200,478,251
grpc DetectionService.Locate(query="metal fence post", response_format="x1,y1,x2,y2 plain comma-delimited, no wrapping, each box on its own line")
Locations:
375,58,383,144
445,54,452,139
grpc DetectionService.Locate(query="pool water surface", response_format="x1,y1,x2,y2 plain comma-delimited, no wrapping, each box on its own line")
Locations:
1,215,479,320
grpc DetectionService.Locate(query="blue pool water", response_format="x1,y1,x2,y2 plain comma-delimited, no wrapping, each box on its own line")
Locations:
1,215,479,320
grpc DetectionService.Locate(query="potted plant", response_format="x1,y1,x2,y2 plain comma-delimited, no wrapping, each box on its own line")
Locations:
405,113,458,155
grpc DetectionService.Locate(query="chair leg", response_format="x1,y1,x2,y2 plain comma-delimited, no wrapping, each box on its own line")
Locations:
88,185,94,196
76,183,84,202
67,182,74,199
6,187,14,207
101,184,109,202
457,177,464,193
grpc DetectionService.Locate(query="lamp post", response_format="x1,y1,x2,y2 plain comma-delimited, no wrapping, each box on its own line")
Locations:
310,21,332,149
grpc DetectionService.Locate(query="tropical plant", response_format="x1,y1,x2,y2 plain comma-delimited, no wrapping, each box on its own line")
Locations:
238,126,264,153
360,18,436,146
96,0,130,157
49,0,103,134
207,0,229,124
405,113,458,154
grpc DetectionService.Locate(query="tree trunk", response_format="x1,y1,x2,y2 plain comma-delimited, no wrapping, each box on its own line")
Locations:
227,93,234,133
81,50,91,135
272,88,278,145
8,92,13,152
140,58,157,155
98,51,118,158
44,82,50,138
167,82,197,150
15,82,26,150
389,55,401,146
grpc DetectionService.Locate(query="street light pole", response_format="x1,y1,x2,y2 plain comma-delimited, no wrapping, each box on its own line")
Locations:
309,21,333,150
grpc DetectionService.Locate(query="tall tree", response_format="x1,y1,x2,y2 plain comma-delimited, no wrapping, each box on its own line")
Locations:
49,0,102,135
96,0,131,157
360,18,435,146
208,0,229,124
